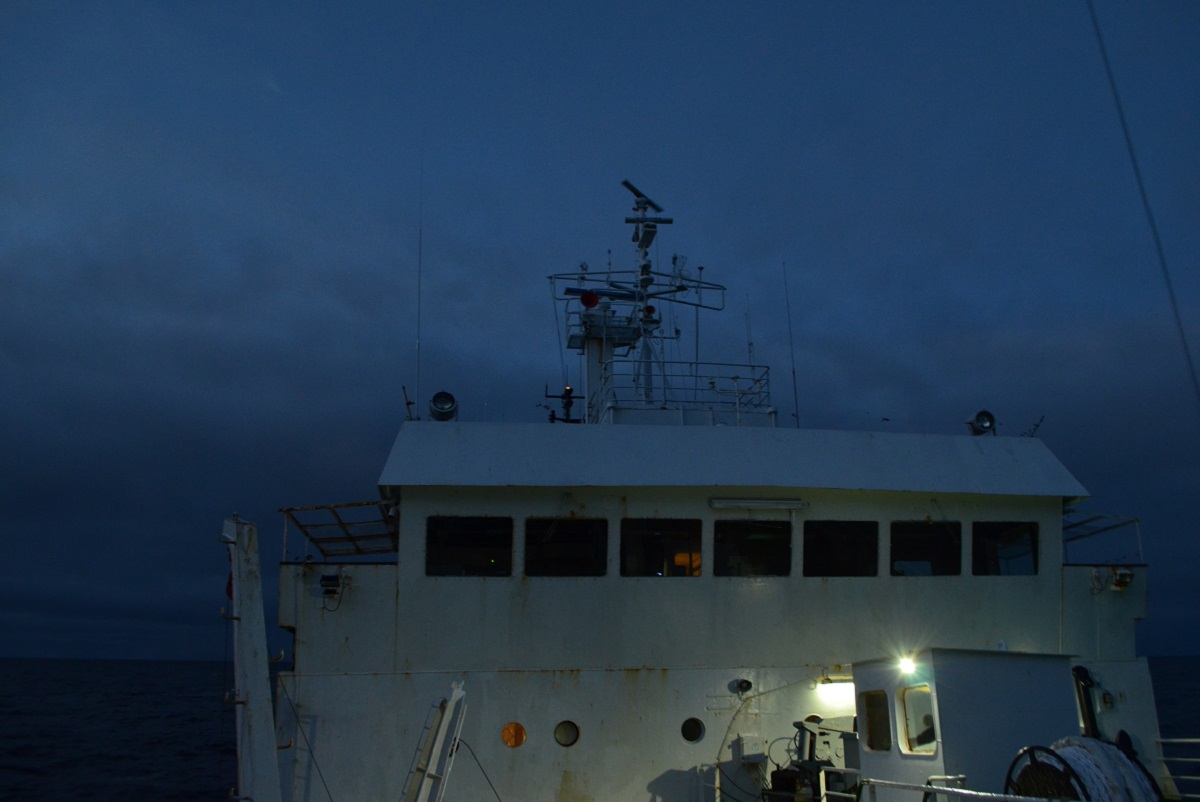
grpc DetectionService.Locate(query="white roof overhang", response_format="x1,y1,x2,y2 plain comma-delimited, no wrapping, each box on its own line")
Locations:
378,421,1087,499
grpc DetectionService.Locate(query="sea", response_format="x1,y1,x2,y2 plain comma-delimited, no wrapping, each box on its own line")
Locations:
0,657,1197,801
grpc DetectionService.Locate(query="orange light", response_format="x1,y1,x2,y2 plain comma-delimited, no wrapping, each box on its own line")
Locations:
673,551,701,576
501,721,527,748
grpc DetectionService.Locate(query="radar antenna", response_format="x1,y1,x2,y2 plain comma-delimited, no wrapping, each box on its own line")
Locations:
549,182,729,423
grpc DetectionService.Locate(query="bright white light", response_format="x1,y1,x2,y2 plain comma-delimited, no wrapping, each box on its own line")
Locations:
816,680,856,711
899,657,916,674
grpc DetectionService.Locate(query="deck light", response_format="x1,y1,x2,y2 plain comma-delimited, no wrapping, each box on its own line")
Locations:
816,677,856,708
899,657,916,675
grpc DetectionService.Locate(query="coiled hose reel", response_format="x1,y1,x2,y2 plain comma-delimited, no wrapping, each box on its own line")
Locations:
1004,736,1163,802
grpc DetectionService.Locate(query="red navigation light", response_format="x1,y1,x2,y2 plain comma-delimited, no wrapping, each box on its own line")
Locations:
644,305,656,316
580,290,600,309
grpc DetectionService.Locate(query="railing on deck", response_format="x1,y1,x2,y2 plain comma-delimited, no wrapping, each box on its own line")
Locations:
758,768,1071,802
1161,738,1200,800
856,778,1070,802
1062,510,1143,565
600,358,772,413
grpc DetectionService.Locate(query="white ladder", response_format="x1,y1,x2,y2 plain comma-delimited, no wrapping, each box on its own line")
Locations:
401,683,467,802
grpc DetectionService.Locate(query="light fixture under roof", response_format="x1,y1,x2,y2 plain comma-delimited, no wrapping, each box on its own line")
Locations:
708,498,808,510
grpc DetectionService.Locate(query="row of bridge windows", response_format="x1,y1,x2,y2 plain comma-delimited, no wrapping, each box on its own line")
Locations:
424,517,1038,578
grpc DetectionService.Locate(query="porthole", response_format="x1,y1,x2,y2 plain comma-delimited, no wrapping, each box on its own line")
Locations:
501,721,526,748
681,717,705,743
554,720,580,747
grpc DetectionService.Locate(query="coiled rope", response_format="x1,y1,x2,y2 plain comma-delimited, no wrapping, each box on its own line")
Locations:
1050,737,1159,802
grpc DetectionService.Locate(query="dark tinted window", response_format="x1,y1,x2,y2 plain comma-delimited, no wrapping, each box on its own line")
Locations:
803,520,878,577
525,518,607,576
714,520,791,576
972,522,1038,575
890,521,961,576
426,516,512,576
861,690,892,751
620,518,701,576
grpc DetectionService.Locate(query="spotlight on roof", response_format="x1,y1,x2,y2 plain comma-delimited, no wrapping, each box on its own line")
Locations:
429,391,458,421
968,409,996,436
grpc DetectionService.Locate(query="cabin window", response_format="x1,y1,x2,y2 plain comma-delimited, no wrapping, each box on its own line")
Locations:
525,518,608,576
890,521,961,576
802,521,879,576
681,717,706,743
620,518,701,576
425,516,513,576
972,522,1038,575
900,684,936,754
860,690,892,751
714,520,791,576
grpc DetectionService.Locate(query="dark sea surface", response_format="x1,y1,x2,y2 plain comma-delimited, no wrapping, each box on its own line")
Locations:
0,657,1196,801
0,659,236,801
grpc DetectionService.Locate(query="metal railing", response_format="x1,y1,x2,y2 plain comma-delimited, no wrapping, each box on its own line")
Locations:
601,358,772,412
1160,738,1200,800
856,778,1071,802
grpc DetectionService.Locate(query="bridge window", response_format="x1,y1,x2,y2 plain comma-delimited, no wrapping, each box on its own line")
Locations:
972,522,1038,575
620,518,701,576
525,518,608,576
901,684,936,754
803,521,878,576
714,520,791,576
426,516,513,576
890,521,961,576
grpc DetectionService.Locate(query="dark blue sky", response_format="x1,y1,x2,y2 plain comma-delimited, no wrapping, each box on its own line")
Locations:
3,2,1197,659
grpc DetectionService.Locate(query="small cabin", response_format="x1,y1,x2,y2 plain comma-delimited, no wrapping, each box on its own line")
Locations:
852,649,1080,800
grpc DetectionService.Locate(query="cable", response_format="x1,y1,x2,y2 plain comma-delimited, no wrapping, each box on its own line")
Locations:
219,615,234,794
550,278,568,389
781,261,801,428
716,764,762,802
278,679,336,802
454,739,505,802
1087,0,1200,413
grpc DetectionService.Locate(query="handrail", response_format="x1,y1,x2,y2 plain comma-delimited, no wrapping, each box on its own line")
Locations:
1159,737,1200,800
858,778,1071,802
602,357,773,411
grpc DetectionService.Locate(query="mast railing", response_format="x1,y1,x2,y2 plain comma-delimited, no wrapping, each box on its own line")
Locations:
602,358,772,412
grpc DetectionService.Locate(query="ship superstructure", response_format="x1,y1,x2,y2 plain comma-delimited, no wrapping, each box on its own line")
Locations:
221,183,1180,802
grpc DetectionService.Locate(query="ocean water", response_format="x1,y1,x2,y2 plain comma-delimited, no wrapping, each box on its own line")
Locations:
0,659,236,801
0,657,1196,801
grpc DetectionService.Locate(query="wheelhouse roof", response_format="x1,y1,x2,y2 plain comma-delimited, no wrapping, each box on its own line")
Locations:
378,421,1087,499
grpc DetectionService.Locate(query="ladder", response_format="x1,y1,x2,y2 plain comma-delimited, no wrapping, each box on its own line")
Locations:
401,683,467,802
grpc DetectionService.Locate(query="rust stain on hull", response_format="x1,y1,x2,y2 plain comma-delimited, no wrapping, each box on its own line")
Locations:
554,770,594,802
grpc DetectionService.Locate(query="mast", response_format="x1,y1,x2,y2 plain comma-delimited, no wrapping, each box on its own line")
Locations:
549,181,729,424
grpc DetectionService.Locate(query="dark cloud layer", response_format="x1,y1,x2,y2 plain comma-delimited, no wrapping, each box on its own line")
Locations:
2,2,1197,658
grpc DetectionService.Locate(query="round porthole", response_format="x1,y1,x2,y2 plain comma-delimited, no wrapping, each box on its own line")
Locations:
681,717,705,743
501,721,527,748
554,720,580,747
